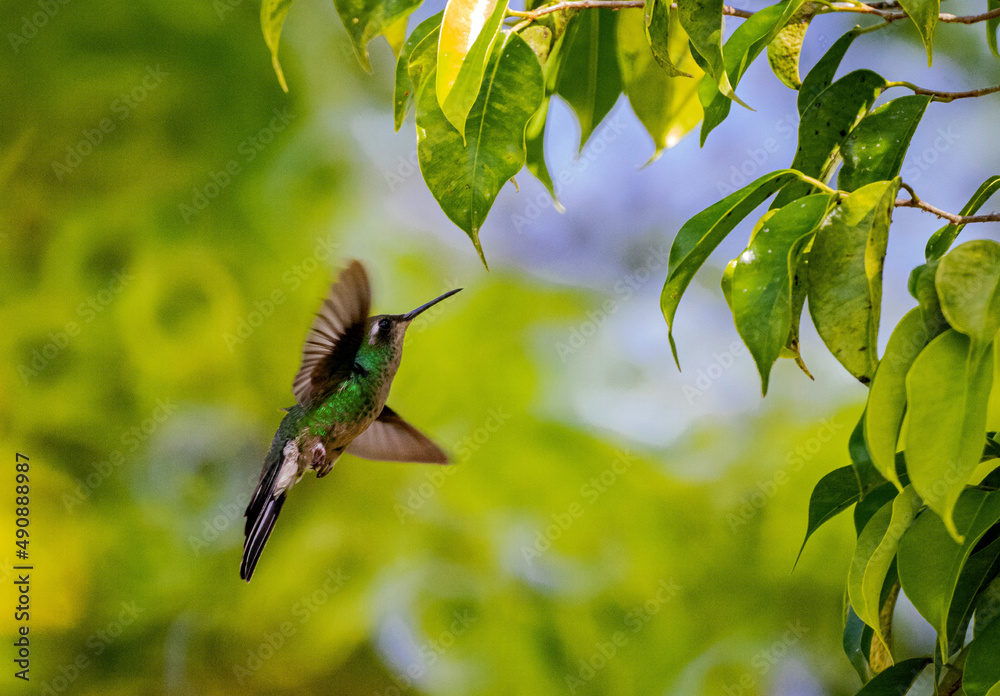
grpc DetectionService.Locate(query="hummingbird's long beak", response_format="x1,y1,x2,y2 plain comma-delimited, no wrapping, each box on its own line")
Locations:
402,287,462,321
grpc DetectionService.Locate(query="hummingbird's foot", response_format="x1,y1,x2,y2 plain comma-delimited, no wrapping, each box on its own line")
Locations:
316,446,344,479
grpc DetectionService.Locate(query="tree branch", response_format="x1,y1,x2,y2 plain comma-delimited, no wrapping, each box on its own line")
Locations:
896,183,1000,224
509,1,753,22
508,0,1000,26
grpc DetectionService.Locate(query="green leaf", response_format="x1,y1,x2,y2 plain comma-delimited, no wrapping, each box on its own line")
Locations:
864,310,929,490
848,487,921,650
967,616,1000,696
556,8,623,150
416,33,544,265
806,178,899,384
520,25,553,66
394,12,443,131
898,0,940,66
944,536,1000,657
767,3,814,89
261,0,295,92
409,27,442,104
849,411,891,493
838,95,931,192
990,0,1000,58
661,169,799,366
797,27,860,114
699,0,803,144
524,97,558,202
384,14,409,55
782,236,813,377
976,572,1000,636
677,0,748,108
908,260,950,339
437,0,509,136
645,0,691,77
522,14,573,202
898,489,1000,657
935,239,1000,366
775,70,887,207
843,605,872,682
906,330,995,538
985,434,1000,462
925,176,1000,261
854,657,931,696
731,194,831,393
797,465,865,565
332,0,424,71
721,257,736,312
618,8,703,162
855,480,901,534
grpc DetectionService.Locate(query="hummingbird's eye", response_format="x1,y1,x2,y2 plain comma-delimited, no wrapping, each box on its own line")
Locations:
378,318,390,333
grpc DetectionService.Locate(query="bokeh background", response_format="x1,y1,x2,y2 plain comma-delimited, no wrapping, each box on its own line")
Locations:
2,0,1000,694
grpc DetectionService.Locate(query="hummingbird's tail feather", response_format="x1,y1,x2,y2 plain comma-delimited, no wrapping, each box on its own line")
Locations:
242,441,295,582
241,491,287,582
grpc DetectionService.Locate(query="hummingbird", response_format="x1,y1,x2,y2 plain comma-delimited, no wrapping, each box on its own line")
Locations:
241,260,461,581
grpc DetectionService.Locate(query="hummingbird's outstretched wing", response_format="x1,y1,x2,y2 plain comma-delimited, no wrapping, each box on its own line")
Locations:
292,260,371,404
347,405,449,464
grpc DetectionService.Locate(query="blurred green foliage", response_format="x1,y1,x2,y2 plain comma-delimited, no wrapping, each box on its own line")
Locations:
0,0,905,694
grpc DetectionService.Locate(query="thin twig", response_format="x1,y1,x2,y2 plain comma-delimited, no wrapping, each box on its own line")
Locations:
896,184,1000,224
889,80,1000,102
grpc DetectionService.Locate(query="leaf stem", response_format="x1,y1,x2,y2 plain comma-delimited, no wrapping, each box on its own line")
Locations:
796,173,838,195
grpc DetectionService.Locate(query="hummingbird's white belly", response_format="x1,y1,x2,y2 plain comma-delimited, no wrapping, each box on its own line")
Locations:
275,440,302,492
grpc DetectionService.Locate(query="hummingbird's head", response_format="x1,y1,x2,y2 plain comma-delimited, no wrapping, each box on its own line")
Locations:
365,288,463,350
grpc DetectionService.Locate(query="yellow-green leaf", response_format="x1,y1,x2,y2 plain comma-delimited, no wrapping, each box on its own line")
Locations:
905,330,994,540
898,0,940,65
767,3,814,89
806,178,899,384
848,487,921,652
617,8,703,162
261,0,295,92
898,488,1000,656
864,310,928,490
731,193,831,393
384,14,409,56
908,260,949,339
437,0,509,137
935,239,1000,366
